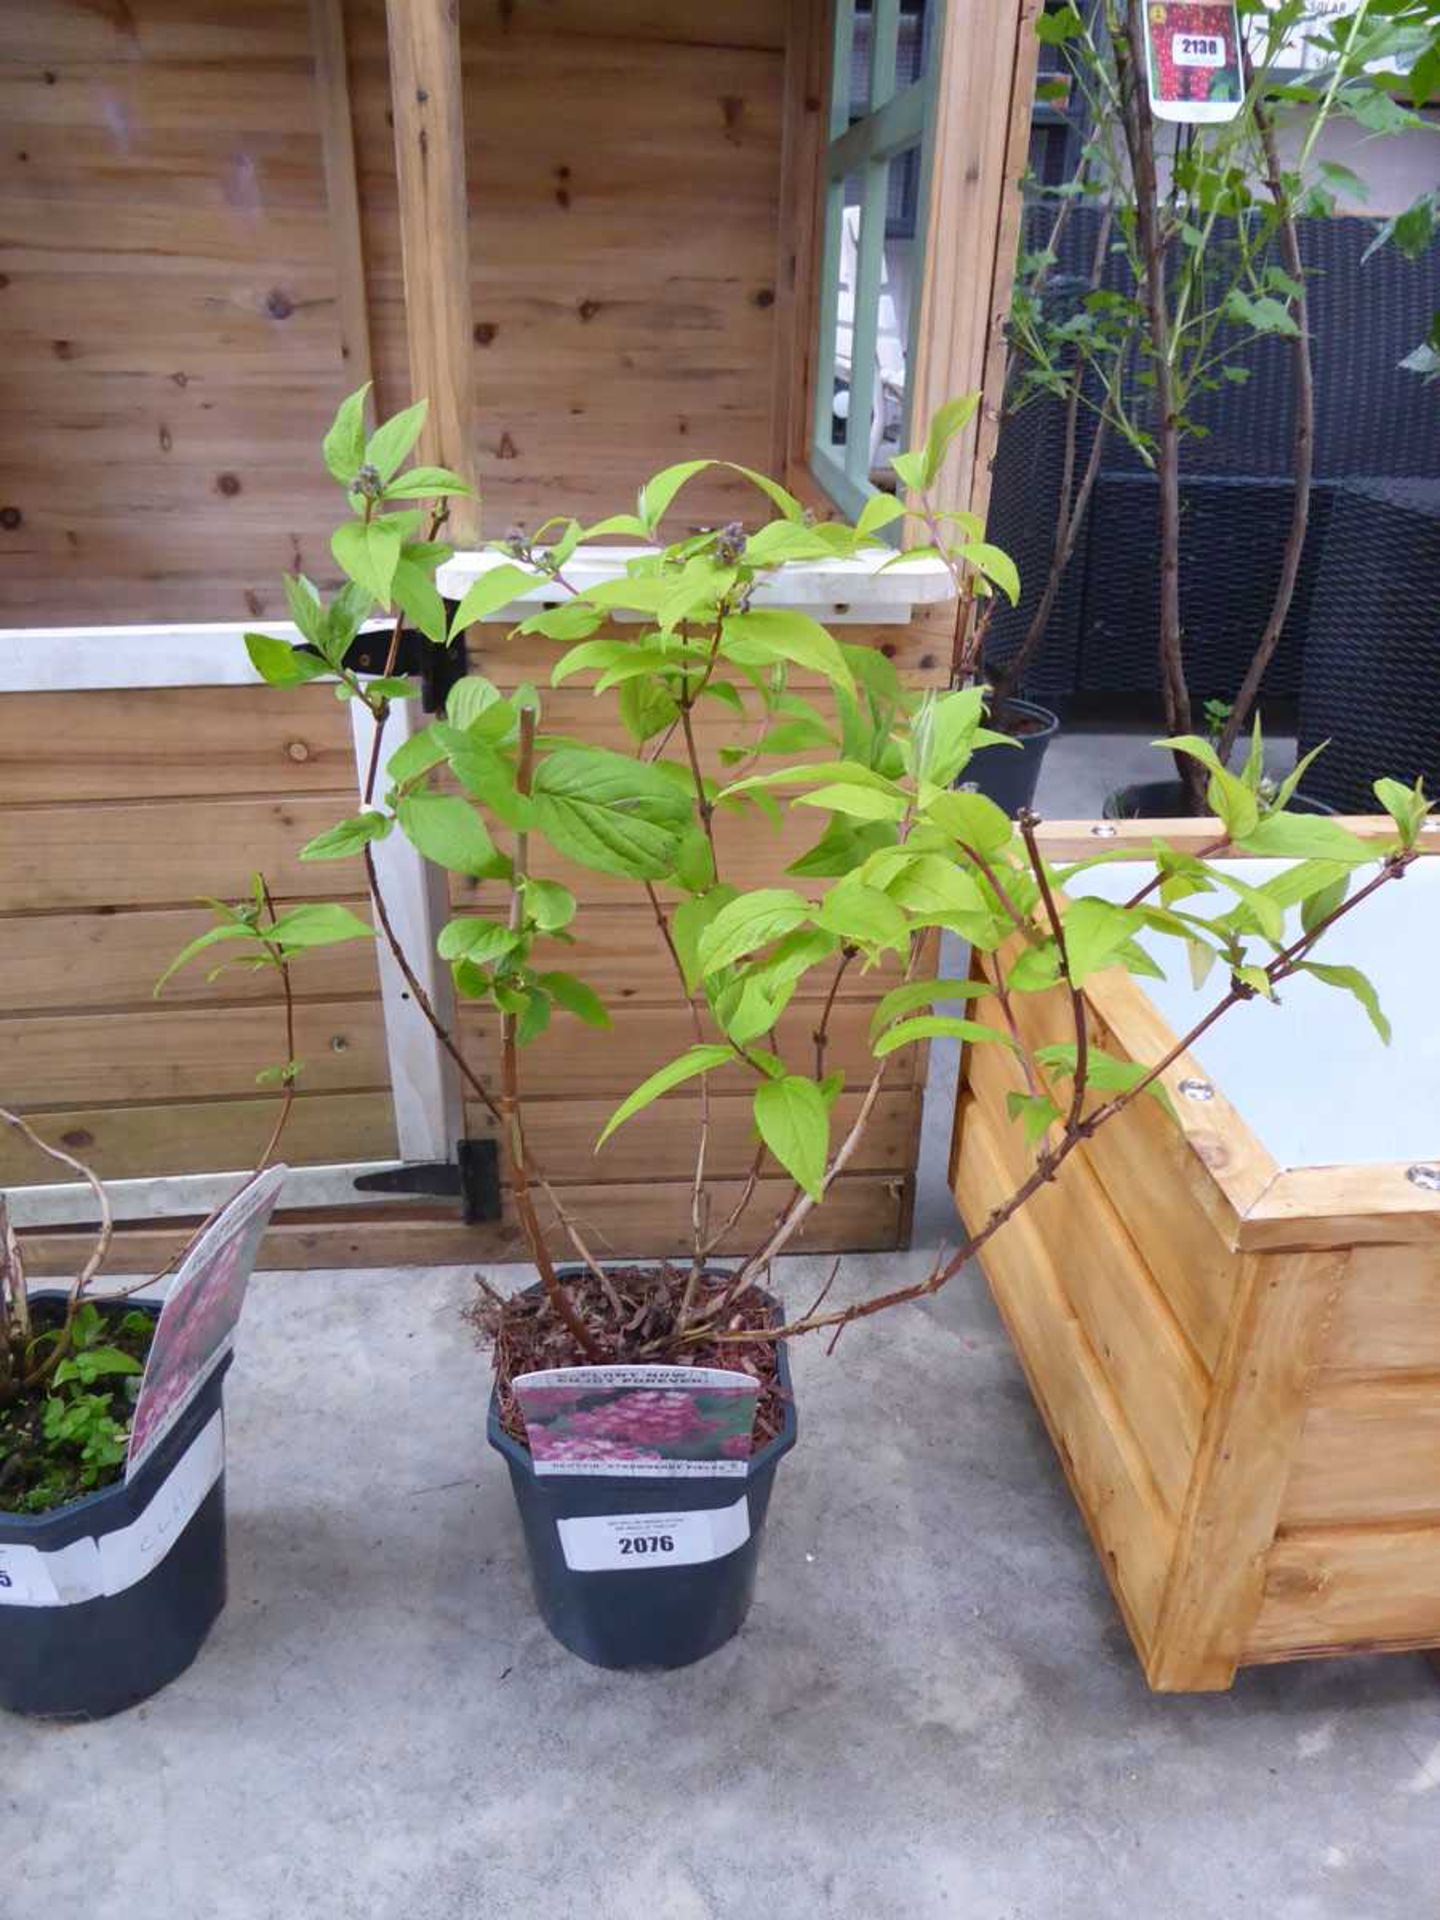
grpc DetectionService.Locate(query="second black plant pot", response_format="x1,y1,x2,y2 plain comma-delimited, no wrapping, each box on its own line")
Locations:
1103,779,1336,820
962,698,1060,817
489,1291,797,1672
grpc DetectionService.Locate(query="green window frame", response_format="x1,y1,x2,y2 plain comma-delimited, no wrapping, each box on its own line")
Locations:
811,0,941,520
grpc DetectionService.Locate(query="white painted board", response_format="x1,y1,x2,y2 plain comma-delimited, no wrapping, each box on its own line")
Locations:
1068,856,1439,1170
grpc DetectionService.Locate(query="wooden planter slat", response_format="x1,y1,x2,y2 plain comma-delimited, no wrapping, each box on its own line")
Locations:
953,819,1440,1690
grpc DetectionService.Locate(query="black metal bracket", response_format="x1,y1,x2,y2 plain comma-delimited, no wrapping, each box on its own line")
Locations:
352,1136,501,1224
339,599,466,714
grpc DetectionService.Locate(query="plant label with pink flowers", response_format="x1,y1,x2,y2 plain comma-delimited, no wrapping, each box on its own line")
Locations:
125,1165,287,1480
513,1365,761,1478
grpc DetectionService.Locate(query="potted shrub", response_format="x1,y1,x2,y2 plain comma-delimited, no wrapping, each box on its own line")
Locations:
0,891,353,1718
1001,0,1433,813
217,386,1426,1670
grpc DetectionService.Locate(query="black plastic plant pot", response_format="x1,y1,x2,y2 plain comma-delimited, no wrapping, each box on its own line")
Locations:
1103,779,1336,820
488,1294,797,1672
962,698,1060,817
0,1295,231,1721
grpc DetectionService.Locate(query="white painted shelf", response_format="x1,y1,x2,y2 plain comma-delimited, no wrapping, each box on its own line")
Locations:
437,544,955,626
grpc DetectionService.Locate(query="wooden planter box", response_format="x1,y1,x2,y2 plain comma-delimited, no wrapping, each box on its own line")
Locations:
950,819,1440,1691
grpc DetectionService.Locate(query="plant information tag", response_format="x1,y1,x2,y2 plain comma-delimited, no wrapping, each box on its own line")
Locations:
0,1412,224,1608
556,1495,751,1572
1143,0,1244,122
125,1164,286,1480
513,1365,761,1479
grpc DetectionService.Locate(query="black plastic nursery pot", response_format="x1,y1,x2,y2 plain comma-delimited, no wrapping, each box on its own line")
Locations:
489,1284,798,1672
1103,778,1336,820
0,1295,231,1721
962,698,1060,818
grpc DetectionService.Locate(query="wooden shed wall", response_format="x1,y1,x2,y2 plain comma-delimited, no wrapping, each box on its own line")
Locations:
0,0,790,622
1,0,1040,1270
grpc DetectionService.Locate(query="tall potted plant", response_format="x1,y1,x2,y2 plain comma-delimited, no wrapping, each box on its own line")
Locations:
999,0,1432,810
0,897,331,1718
210,386,1425,1670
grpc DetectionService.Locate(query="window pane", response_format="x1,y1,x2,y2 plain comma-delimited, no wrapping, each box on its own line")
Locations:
848,0,933,120
823,147,920,481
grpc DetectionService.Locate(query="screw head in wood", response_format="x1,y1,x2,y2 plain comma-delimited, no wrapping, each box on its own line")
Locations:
1090,823,1118,837
1406,1164,1440,1191
1178,1077,1215,1102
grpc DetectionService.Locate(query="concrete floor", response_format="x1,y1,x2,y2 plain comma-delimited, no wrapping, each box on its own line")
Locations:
6,730,1435,1920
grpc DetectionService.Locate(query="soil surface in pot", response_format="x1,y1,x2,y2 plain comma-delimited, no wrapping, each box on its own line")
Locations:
0,1298,154,1515
988,700,1052,739
479,1267,787,1460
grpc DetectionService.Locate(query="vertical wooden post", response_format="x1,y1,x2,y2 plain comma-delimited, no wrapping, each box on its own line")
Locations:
384,0,480,544
309,0,375,398
771,0,828,481
908,0,1041,520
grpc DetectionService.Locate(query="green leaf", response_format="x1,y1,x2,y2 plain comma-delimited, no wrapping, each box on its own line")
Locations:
387,728,448,785
449,563,546,635
1005,1089,1062,1149
876,853,989,929
869,976,994,1038
1034,4,1083,42
813,877,910,950
323,383,370,484
671,826,716,895
446,675,508,732
300,811,392,860
672,886,737,991
1033,1042,1172,1111
599,1043,735,1143
1222,290,1301,338
748,927,838,992
267,903,375,949
365,400,428,482
551,639,640,684
437,916,521,965
723,759,902,801
531,746,691,880
795,782,907,823
920,394,980,488
958,540,1020,605
855,491,906,540
722,463,807,523
382,464,473,500
332,519,403,606
638,459,711,533
397,793,507,879
155,922,261,994
1058,896,1145,985
752,1075,830,1199
787,818,893,879
907,686,987,786
1299,962,1391,1043
696,888,812,973
1374,775,1430,848
1234,813,1375,865
391,556,447,645
722,609,855,692
515,987,552,1047
523,877,577,931
281,573,326,649
1300,871,1350,937
922,786,1014,855
245,632,329,688
538,971,610,1029
873,1014,1010,1058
